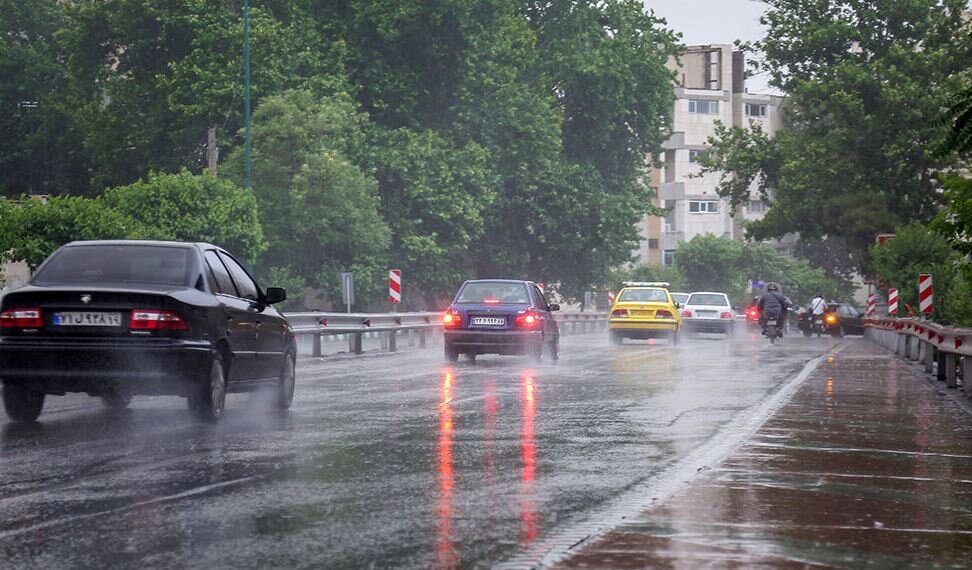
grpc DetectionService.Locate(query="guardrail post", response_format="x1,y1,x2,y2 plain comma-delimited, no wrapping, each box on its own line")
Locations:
313,332,322,357
963,357,972,399
945,352,958,388
895,334,905,356
389,330,397,352
924,341,935,373
419,329,427,348
936,348,947,382
350,333,363,355
909,337,920,361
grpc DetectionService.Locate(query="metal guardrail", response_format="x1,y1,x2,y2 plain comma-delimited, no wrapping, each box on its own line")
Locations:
865,318,972,398
284,310,609,356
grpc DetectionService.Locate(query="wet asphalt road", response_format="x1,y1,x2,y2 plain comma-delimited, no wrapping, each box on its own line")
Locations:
0,328,839,569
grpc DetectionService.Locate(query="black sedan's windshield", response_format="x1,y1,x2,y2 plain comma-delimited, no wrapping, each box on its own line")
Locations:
33,245,193,286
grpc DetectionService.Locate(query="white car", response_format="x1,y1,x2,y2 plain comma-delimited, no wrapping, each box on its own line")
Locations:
680,291,735,336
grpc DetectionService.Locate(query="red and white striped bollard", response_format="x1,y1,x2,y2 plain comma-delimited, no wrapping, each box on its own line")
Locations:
888,288,898,316
918,273,933,315
389,269,402,304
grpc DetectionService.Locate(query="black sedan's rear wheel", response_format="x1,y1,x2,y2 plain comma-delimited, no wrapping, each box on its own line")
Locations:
188,356,227,422
3,384,45,423
277,352,296,409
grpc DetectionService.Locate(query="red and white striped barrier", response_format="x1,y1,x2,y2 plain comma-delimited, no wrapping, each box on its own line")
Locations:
888,288,898,316
866,291,876,316
607,290,616,305
389,269,402,304
919,273,933,315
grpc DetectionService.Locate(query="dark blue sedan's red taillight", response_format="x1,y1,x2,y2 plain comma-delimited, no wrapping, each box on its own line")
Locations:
515,311,542,330
0,307,43,329
129,309,188,331
443,309,462,328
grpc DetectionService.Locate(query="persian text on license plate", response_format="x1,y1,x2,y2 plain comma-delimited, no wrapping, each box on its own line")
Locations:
766,319,778,326
53,312,122,327
471,317,505,326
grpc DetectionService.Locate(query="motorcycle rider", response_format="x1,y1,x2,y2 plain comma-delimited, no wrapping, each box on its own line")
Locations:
757,282,789,336
809,292,826,317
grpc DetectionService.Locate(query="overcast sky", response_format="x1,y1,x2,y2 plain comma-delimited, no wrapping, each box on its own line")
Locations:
641,0,775,92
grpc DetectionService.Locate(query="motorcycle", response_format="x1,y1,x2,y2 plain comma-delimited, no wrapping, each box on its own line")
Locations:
764,315,784,344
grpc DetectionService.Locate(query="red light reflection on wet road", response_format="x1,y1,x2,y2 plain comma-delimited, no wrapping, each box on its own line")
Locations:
520,372,538,544
437,369,457,569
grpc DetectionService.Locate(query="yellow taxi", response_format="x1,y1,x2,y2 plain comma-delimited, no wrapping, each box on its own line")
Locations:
608,282,682,345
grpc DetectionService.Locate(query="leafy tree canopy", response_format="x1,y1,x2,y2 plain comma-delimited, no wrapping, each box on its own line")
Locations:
0,196,143,268
101,170,266,262
699,0,972,272
223,89,390,306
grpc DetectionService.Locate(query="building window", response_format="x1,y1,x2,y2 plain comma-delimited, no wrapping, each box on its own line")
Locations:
663,250,676,267
689,149,708,163
745,103,767,117
648,238,659,250
688,200,720,213
746,199,767,213
688,99,719,114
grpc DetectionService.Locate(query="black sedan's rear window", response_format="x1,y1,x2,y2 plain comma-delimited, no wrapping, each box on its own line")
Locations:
33,245,193,286
457,282,529,304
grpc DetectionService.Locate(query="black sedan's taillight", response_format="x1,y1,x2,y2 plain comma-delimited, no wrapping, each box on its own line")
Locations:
0,307,44,329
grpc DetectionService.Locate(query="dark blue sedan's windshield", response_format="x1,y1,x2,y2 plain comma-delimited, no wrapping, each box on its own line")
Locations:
457,282,529,304
33,245,193,286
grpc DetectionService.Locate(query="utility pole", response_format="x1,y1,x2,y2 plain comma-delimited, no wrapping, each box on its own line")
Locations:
243,0,252,189
207,127,218,176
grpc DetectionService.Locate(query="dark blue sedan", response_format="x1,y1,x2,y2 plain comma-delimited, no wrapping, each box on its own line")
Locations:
442,279,560,363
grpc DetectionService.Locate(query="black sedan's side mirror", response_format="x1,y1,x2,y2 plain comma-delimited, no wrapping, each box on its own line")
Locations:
674,302,681,309
549,303,560,312
263,287,287,305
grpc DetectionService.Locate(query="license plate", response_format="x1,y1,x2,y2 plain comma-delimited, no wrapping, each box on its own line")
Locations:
471,317,505,326
766,319,778,326
53,312,122,327
696,310,718,318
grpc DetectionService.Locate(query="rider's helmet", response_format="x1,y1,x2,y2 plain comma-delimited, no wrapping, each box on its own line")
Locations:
767,282,779,292
815,291,823,298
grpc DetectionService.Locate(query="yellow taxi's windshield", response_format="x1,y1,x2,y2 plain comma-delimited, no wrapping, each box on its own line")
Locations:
618,289,669,303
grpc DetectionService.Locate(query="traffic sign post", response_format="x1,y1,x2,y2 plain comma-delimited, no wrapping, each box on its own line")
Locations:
340,272,354,313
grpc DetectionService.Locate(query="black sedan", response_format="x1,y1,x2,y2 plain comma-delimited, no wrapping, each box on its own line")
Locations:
442,279,560,362
0,240,296,423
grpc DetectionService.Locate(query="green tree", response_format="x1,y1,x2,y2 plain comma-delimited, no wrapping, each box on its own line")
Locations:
611,263,688,292
101,170,266,262
699,0,972,271
223,89,390,306
675,234,745,295
58,0,346,190
368,128,496,305
869,222,966,322
0,0,89,196
0,196,142,267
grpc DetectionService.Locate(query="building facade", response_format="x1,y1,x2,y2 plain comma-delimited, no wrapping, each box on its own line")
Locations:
637,45,785,266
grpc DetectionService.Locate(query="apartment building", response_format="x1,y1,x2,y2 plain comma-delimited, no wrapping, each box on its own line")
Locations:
636,45,784,266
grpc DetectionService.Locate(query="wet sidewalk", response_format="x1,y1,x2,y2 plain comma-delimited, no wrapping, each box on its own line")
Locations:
557,339,972,568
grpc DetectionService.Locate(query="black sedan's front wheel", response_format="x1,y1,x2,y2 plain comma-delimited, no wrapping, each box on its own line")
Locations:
188,356,227,422
2,383,46,423
277,352,296,409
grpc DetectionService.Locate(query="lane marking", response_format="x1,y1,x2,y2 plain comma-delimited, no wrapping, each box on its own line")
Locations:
496,343,848,570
